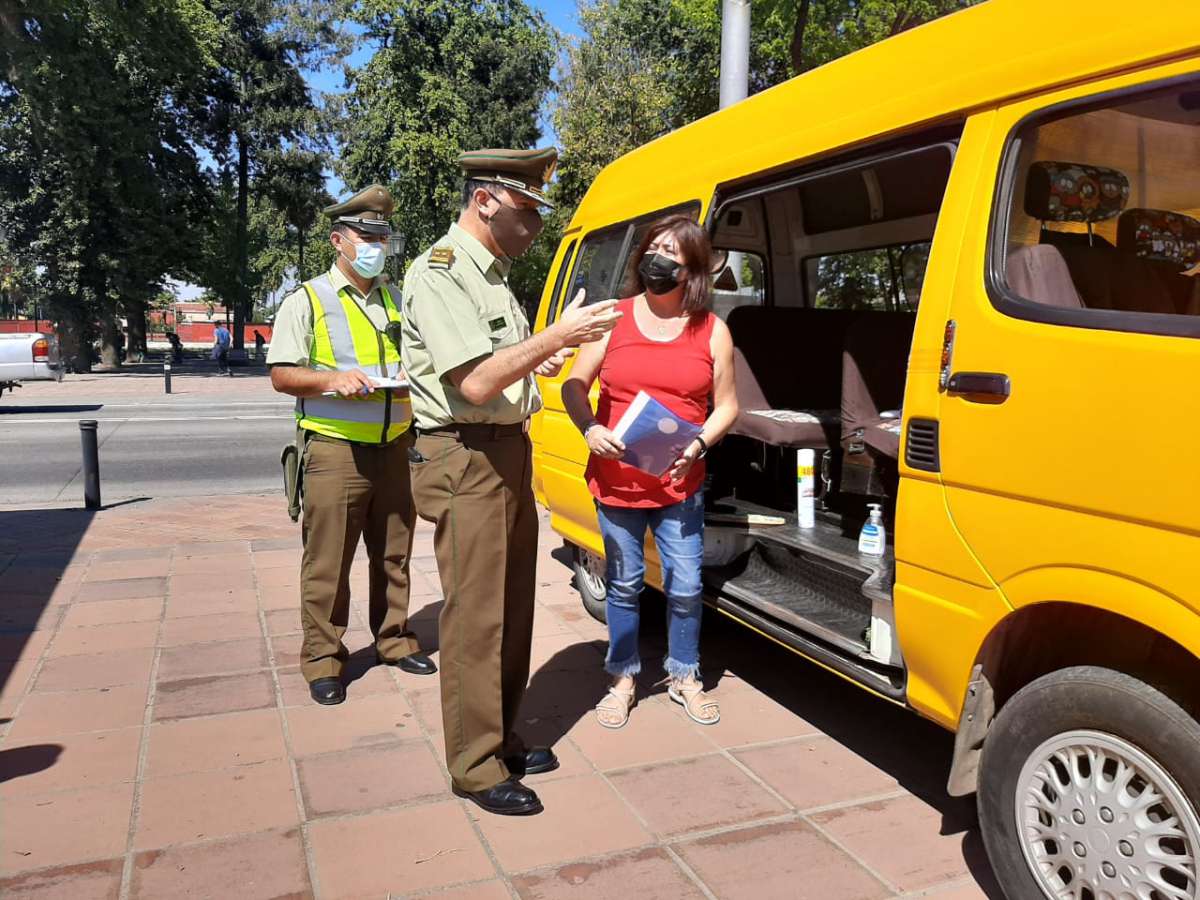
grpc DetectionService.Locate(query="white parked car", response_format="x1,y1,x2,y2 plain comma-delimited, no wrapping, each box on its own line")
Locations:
0,332,62,397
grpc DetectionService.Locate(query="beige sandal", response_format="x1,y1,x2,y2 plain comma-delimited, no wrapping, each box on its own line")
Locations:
595,684,636,729
668,678,720,725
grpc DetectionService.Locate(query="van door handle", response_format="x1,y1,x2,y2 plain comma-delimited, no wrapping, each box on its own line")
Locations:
946,371,1011,399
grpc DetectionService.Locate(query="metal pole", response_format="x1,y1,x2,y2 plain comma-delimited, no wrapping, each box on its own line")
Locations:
163,361,172,394
79,420,101,510
719,0,751,109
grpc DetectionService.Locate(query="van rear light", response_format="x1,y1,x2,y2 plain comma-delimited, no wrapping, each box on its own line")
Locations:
938,320,955,390
32,338,49,362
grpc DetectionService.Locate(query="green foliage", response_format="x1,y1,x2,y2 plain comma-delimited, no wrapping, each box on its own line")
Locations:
336,0,554,279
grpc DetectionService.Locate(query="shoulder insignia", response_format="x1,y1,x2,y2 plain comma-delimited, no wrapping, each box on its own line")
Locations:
429,246,455,268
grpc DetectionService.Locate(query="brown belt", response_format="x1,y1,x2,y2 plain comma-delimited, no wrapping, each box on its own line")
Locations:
419,421,528,440
308,431,408,449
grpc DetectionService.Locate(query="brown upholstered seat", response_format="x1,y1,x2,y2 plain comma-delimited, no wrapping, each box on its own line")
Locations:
840,314,917,460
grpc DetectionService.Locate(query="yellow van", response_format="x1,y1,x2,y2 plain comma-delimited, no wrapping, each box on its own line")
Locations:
531,2,1200,896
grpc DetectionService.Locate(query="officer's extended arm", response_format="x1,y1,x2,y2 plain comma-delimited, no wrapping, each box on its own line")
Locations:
270,364,375,399
449,290,621,406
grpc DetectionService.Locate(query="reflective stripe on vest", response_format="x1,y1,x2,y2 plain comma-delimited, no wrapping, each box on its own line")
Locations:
295,274,411,444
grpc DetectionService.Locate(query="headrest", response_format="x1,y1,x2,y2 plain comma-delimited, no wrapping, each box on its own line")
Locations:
1117,208,1200,268
1024,161,1129,224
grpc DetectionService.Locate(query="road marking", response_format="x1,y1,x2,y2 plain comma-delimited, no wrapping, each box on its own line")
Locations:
4,415,295,424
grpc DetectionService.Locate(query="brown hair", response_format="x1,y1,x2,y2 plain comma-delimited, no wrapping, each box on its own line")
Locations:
622,213,713,318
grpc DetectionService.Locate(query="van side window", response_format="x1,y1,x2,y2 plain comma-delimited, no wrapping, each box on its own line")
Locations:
806,242,930,311
546,240,577,325
569,228,627,306
996,78,1200,326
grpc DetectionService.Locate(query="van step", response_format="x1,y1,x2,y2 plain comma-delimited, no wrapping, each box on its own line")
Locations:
704,540,872,653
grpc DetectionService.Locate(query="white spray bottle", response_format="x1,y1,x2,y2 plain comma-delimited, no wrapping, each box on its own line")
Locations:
796,449,815,529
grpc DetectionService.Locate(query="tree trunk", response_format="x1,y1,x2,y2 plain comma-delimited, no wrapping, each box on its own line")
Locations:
233,129,249,350
98,306,121,369
53,297,91,373
790,0,811,74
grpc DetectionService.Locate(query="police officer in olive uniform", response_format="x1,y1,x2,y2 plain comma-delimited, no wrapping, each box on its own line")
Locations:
402,148,621,815
269,185,437,707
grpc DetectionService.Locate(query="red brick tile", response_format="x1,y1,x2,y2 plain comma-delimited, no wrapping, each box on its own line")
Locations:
298,741,447,816
254,566,300,589
135,760,299,849
73,577,167,603
680,689,821,749
49,622,159,657
512,847,705,900
307,800,493,898
0,728,141,798
566,699,717,771
0,659,39,703
608,754,786,838
173,540,251,557
158,611,262,647
264,607,301,636
0,784,134,876
8,684,148,740
171,554,254,576
809,794,973,892
257,586,300,611
251,549,302,570
285,693,419,756
86,558,171,582
59,597,163,628
164,588,258,619
93,546,172,563
675,820,889,900
468,775,652,873
156,638,267,681
153,671,275,722
145,709,286,778
34,648,155,693
423,881,512,900
0,858,124,899
130,828,311,899
734,737,900,811
0,631,52,662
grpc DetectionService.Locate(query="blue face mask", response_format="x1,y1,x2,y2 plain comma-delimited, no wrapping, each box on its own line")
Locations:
343,241,386,278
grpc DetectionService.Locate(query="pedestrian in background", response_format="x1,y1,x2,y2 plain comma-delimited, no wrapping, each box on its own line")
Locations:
402,146,621,816
268,185,436,706
213,321,231,375
254,329,266,361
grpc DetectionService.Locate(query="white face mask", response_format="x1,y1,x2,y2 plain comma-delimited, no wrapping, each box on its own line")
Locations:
342,240,387,278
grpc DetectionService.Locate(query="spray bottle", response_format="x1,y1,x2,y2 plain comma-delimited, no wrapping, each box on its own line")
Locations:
796,448,815,529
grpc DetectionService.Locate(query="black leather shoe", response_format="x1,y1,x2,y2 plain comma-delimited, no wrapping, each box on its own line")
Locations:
377,651,437,676
453,777,543,816
504,746,559,777
309,677,345,705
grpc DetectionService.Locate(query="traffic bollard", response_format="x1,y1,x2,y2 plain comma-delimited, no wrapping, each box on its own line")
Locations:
164,362,172,394
79,420,101,510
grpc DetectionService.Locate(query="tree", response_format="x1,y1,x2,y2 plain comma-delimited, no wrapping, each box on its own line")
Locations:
336,0,554,285
260,148,332,284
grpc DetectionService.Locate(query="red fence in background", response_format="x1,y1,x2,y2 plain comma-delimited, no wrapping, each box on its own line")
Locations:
0,321,273,344
0,320,54,334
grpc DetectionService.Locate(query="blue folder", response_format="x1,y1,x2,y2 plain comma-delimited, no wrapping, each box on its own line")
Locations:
611,390,703,477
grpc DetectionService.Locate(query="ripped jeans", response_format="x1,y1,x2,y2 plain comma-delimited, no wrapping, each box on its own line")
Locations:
595,492,704,682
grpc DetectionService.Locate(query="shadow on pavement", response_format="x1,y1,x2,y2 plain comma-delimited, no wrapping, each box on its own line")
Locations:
0,404,103,414
525,548,1005,899
0,744,63,784
0,507,95,707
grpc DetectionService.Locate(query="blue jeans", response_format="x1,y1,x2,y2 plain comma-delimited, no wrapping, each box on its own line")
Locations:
596,492,705,681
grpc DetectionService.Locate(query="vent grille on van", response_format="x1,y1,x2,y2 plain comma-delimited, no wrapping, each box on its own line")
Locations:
905,418,940,472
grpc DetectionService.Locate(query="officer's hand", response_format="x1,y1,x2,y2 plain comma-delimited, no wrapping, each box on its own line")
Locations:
534,348,575,378
555,290,622,347
325,369,375,398
585,424,625,459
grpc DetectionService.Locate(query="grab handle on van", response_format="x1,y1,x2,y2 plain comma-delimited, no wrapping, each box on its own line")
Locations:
946,371,1011,400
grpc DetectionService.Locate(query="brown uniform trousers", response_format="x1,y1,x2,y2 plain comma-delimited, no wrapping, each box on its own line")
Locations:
300,431,419,682
411,425,538,792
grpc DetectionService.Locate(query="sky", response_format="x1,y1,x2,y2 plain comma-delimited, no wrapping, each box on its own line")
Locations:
174,2,582,303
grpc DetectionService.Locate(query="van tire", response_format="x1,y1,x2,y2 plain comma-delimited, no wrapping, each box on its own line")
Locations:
978,666,1200,900
571,545,607,624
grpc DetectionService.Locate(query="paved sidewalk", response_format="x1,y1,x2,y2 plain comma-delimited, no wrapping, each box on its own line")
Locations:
0,495,1000,899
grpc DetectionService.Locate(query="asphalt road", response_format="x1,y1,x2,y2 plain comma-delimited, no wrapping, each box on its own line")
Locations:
0,396,296,505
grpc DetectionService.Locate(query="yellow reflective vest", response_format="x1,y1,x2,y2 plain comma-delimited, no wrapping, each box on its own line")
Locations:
294,274,411,444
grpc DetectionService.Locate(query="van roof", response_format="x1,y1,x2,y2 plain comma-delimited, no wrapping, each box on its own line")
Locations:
568,0,1200,231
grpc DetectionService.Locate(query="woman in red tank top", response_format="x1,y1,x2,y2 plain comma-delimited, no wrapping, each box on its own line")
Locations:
563,214,738,729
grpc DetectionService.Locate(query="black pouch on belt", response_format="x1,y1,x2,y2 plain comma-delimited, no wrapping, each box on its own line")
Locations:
280,424,307,522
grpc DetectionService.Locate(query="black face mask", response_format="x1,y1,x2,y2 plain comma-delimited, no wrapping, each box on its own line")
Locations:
638,252,683,295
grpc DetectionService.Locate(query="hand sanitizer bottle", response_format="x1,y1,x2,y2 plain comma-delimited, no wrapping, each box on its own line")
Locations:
858,503,886,556
796,449,815,529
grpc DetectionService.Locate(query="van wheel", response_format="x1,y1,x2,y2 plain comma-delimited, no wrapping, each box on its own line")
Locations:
572,545,607,624
978,666,1200,900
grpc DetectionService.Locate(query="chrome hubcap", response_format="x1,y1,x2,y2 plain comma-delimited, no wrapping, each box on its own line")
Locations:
577,548,606,597
1016,729,1199,900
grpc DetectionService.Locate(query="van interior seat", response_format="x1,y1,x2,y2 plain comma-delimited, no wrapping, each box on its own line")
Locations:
1024,161,1180,315
1006,244,1083,309
840,313,918,460
1117,208,1200,315
726,306,850,448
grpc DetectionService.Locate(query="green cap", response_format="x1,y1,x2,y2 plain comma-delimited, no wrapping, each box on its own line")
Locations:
458,147,558,208
324,184,394,236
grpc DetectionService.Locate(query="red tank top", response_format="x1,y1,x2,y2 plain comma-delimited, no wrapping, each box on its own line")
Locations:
586,297,716,508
